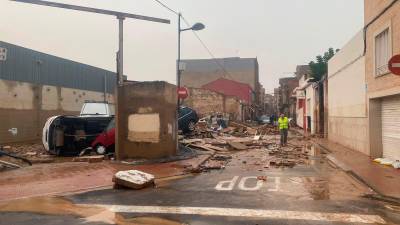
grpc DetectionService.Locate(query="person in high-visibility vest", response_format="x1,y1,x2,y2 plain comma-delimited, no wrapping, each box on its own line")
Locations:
278,113,289,146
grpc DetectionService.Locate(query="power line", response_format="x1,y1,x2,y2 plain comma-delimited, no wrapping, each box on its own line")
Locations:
181,16,236,81
152,0,235,81
153,0,178,15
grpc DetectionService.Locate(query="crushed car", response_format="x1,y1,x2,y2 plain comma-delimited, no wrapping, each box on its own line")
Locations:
91,118,115,155
42,101,114,156
178,106,199,133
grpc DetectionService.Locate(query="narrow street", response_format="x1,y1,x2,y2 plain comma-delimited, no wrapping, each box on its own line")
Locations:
0,131,398,225
1,1,400,225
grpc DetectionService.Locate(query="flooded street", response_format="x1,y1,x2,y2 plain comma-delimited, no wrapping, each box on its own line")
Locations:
0,134,398,225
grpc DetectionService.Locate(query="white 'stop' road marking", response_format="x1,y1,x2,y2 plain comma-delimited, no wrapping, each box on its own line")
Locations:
85,204,386,224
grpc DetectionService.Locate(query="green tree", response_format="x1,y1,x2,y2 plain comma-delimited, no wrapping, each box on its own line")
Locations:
309,48,338,81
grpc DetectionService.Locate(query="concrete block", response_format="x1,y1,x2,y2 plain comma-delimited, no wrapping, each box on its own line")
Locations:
112,170,155,190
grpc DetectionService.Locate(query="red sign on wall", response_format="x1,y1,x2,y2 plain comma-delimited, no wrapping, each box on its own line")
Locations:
388,55,400,75
177,87,189,99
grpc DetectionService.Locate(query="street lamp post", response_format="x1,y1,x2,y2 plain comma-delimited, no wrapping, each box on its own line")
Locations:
176,13,205,108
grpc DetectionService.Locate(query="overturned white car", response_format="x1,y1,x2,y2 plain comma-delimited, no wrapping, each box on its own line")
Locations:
42,101,115,156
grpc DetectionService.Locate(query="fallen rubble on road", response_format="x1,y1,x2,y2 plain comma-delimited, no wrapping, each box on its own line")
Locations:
180,121,312,172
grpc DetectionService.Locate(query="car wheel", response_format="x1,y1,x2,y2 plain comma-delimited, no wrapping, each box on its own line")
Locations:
188,120,196,132
95,145,107,155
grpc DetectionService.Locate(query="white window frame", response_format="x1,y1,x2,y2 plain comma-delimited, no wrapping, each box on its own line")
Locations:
373,21,392,77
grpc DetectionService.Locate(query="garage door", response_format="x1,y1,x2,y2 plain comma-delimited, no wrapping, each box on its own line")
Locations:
382,95,400,160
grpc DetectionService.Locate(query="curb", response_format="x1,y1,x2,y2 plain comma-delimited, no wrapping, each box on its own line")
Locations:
313,140,400,203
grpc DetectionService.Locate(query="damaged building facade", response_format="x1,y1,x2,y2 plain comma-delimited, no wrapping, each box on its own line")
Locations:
183,88,241,121
0,41,116,144
116,81,177,160
180,57,262,120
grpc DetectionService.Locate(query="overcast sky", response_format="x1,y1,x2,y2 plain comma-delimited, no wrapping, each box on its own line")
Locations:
0,0,364,93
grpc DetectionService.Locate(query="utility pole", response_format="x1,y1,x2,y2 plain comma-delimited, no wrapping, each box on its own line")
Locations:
176,13,205,109
118,16,125,86
177,12,181,108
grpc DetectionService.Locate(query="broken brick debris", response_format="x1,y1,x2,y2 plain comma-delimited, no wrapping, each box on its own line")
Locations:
257,176,267,181
227,141,247,150
179,120,310,171
212,154,232,161
73,155,104,163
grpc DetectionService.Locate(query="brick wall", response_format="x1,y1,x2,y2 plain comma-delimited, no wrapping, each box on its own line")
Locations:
183,88,241,120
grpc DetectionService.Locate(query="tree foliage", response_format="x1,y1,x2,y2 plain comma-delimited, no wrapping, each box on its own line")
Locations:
309,48,339,81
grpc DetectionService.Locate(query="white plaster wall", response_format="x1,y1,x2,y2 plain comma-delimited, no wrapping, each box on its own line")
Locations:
328,117,369,155
306,85,315,134
0,79,34,110
296,107,303,128
329,30,364,75
328,30,366,118
327,30,368,154
328,57,366,117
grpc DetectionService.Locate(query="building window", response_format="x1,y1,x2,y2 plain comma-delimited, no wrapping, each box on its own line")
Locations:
375,28,391,76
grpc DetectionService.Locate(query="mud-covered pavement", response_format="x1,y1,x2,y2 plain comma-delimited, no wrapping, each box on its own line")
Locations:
1,131,399,225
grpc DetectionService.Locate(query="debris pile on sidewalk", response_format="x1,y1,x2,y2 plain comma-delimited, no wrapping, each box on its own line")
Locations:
2,143,55,164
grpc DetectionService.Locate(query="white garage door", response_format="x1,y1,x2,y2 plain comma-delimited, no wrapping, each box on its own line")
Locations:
382,95,400,160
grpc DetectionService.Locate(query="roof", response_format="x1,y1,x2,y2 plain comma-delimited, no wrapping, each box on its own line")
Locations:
201,78,253,103
181,57,258,73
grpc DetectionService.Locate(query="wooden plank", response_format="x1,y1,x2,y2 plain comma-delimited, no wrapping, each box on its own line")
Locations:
227,141,247,150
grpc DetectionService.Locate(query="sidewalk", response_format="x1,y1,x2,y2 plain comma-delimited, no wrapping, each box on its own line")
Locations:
0,154,210,202
314,138,400,200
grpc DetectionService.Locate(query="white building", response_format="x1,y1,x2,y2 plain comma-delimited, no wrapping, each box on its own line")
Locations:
294,65,317,134
327,30,368,154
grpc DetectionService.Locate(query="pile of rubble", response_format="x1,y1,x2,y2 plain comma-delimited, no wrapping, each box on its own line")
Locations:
0,143,56,171
180,121,309,172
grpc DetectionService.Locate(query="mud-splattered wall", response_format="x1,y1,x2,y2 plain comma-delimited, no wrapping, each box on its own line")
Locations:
116,81,177,160
0,79,114,144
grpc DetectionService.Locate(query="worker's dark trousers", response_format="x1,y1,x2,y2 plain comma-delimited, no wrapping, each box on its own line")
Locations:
280,129,288,145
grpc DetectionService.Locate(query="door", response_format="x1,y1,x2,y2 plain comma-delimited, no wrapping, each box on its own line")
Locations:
381,95,400,160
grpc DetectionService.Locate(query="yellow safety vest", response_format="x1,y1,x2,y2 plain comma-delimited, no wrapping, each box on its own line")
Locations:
278,117,289,130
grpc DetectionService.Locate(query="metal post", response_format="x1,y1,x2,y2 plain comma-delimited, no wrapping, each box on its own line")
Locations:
118,17,125,86
177,13,181,108
103,74,107,102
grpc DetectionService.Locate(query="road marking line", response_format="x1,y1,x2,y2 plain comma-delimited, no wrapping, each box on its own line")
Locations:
87,204,385,224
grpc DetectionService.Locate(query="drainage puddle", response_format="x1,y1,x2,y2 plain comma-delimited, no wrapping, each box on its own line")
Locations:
0,196,185,225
